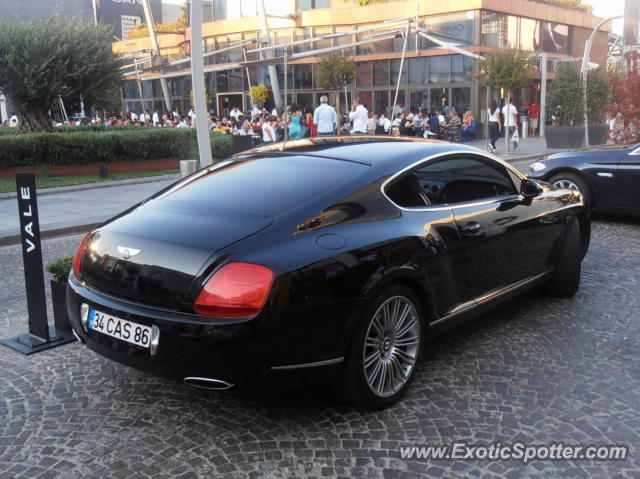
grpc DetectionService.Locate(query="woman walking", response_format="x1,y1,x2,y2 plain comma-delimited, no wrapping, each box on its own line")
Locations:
488,101,501,152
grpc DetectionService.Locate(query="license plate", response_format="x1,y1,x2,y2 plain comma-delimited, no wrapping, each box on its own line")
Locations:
88,310,152,348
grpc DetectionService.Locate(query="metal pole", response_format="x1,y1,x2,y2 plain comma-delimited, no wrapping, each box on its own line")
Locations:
283,45,288,144
539,53,547,139
91,0,98,26
391,25,409,131
142,0,172,111
485,87,490,151
581,15,623,147
257,0,283,113
243,48,254,110
190,0,213,167
133,57,146,112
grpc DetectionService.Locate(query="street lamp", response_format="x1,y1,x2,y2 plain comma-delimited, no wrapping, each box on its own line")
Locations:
581,15,623,147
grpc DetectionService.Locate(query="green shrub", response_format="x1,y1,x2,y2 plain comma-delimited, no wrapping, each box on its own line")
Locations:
0,129,195,168
46,256,73,283
210,132,232,159
0,128,19,136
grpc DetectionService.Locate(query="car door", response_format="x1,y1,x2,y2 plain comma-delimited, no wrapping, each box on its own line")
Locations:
615,146,640,209
414,153,558,301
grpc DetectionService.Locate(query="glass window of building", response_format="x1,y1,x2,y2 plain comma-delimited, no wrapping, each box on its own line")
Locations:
451,87,471,113
392,90,406,116
374,90,389,116
295,28,313,53
430,56,450,83
358,91,372,115
409,89,428,112
481,12,507,48
430,87,449,111
357,24,393,55
541,22,571,54
507,16,519,49
123,80,137,100
229,69,243,92
217,71,229,92
451,55,473,82
520,18,540,51
294,64,313,89
408,57,428,85
297,0,329,9
228,34,243,62
314,27,333,51
203,1,213,22
334,26,354,56
391,59,408,85
421,12,475,48
213,0,226,21
356,62,373,87
297,93,314,109
274,30,292,57
215,36,228,64
373,60,390,86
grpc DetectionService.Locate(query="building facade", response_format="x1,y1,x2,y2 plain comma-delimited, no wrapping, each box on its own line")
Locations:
115,0,610,123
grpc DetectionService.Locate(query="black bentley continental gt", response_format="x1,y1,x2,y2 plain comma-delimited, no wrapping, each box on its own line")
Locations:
67,137,590,408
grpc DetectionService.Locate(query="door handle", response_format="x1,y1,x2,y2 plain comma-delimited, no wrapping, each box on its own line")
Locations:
461,222,484,236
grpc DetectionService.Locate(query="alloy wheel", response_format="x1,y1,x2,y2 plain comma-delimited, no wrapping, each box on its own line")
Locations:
552,179,580,192
362,295,421,397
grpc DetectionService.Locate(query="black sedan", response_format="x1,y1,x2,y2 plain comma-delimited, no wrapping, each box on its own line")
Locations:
529,144,640,215
67,137,589,408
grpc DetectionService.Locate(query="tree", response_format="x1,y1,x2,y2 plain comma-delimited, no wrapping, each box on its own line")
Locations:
127,6,187,40
548,62,609,126
250,85,271,104
479,49,534,153
604,50,640,144
316,52,357,114
0,17,125,132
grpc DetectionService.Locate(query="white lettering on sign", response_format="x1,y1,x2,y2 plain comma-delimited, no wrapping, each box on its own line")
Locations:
20,186,30,200
24,221,35,253
23,204,32,217
111,0,143,5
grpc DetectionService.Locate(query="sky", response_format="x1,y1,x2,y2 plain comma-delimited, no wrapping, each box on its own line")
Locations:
582,0,626,35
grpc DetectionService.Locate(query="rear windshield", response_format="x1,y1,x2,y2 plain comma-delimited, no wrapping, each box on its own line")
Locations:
159,155,368,216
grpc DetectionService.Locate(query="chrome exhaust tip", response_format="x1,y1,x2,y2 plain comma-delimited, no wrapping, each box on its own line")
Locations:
183,377,234,390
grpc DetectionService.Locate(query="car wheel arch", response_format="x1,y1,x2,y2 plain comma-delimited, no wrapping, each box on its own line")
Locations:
546,168,596,206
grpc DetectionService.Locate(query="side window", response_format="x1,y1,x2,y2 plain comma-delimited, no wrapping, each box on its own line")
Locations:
413,155,517,205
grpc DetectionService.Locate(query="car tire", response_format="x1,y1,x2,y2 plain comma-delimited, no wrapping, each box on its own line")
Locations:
341,285,424,409
549,172,592,208
545,219,581,297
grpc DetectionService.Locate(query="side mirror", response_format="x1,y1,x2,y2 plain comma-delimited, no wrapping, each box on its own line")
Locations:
521,179,543,198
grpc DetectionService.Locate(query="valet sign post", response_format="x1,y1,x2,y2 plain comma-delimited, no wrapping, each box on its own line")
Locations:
1,173,75,355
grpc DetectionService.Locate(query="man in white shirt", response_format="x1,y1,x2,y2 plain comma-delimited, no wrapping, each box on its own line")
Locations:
378,114,391,133
188,107,197,125
271,107,278,116
130,110,138,122
262,116,276,143
313,95,337,136
229,107,241,122
501,100,519,151
250,103,261,118
349,98,368,135
152,110,160,126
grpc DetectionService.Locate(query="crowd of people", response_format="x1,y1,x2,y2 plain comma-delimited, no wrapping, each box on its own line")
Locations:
1,97,545,152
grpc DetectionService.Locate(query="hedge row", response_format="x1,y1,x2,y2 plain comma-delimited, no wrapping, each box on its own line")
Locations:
0,129,233,168
0,125,151,135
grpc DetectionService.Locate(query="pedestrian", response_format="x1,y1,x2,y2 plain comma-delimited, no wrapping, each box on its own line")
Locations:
188,106,197,124
528,101,540,136
313,95,337,136
287,103,303,139
502,99,519,151
488,101,502,152
229,106,241,122
262,116,276,144
349,98,368,135
366,112,376,135
304,105,316,137
152,109,160,126
379,113,391,133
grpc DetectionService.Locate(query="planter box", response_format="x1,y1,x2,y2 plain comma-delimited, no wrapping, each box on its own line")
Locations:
51,280,72,333
545,124,611,149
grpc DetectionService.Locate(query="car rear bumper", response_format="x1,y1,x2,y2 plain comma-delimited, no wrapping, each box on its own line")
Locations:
67,274,356,392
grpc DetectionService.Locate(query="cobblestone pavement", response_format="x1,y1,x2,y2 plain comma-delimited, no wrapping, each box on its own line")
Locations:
0,217,639,479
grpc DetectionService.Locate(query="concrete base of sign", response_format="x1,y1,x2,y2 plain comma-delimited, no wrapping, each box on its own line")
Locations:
1,326,76,355
180,159,198,178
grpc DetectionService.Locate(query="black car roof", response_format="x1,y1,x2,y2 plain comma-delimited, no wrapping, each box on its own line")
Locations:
237,136,480,177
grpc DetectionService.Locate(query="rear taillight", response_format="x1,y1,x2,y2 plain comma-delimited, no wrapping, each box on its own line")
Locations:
72,234,90,280
194,262,274,317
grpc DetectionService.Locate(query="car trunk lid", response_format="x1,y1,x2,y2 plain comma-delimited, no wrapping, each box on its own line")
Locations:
81,199,274,309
